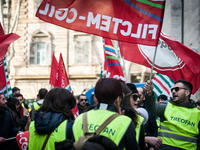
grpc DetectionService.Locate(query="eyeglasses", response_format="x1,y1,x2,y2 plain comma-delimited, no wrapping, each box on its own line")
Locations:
171,87,188,93
132,95,141,101
80,99,88,102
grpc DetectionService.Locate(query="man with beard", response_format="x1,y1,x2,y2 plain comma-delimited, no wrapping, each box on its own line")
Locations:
144,79,200,150
77,94,90,114
0,93,19,150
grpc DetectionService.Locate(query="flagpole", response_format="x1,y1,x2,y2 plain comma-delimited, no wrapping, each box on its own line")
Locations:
3,57,9,98
149,46,158,80
122,56,127,82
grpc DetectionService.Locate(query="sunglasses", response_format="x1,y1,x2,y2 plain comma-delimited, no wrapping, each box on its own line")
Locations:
171,87,188,93
80,99,88,102
132,95,141,101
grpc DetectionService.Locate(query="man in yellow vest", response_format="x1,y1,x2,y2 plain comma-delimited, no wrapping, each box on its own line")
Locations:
73,78,140,150
144,79,200,150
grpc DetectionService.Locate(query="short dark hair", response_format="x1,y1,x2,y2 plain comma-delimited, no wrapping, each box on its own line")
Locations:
157,94,168,102
13,93,23,99
175,79,193,96
0,92,4,97
95,78,122,104
38,88,48,99
12,87,20,94
78,94,86,100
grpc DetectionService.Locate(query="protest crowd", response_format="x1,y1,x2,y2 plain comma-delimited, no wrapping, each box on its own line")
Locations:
1,0,200,150
0,77,200,150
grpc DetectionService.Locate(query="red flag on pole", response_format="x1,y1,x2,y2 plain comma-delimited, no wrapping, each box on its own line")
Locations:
0,23,20,61
49,51,58,87
0,59,6,90
58,53,70,88
36,0,165,46
119,32,200,94
103,38,125,82
16,131,29,150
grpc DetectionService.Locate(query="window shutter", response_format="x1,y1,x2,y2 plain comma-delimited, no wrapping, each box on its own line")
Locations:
30,42,37,64
45,41,52,65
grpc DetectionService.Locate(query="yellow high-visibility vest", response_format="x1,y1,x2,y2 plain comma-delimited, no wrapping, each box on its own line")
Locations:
158,102,200,150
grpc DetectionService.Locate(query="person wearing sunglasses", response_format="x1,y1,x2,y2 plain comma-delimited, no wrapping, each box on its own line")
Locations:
77,94,90,114
144,79,200,150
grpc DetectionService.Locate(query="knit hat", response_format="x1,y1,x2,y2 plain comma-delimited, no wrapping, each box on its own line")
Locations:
158,94,167,101
126,83,138,94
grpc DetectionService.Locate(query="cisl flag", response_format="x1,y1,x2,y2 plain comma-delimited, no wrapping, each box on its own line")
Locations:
103,38,125,82
119,32,200,94
152,73,174,99
36,0,165,46
49,51,58,87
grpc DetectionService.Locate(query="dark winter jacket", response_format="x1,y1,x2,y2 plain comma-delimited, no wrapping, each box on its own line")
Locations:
0,108,19,150
34,111,74,140
9,106,28,130
146,93,200,150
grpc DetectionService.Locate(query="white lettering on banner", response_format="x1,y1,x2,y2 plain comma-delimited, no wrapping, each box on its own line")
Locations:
61,78,65,88
39,3,158,40
106,71,125,82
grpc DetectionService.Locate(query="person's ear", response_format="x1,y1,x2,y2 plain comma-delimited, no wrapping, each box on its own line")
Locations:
113,96,121,108
185,90,190,97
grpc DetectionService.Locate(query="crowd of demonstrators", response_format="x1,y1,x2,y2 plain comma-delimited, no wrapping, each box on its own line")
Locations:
1,78,200,150
77,94,90,114
0,93,20,150
30,88,48,121
145,79,200,150
28,88,76,150
73,78,140,150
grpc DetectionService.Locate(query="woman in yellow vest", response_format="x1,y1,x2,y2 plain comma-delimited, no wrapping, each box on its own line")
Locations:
28,88,76,150
119,81,146,150
73,78,140,150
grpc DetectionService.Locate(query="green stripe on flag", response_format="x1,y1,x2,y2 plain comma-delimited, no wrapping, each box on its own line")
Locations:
136,0,165,9
157,73,172,88
153,83,163,94
106,56,119,60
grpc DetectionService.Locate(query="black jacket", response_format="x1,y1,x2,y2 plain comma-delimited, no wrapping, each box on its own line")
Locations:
0,108,19,150
34,111,74,140
78,103,90,115
9,106,28,130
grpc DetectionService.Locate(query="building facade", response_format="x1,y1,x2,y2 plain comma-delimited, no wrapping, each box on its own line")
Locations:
2,0,200,99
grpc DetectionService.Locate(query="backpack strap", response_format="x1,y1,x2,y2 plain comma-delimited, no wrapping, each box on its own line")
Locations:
95,113,119,135
82,112,119,135
41,133,51,150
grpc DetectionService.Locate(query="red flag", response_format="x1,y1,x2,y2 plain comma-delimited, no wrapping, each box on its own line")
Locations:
0,59,6,90
119,32,200,94
103,38,125,82
36,0,165,46
49,51,59,87
58,53,70,88
71,104,79,119
0,23,20,61
16,131,29,150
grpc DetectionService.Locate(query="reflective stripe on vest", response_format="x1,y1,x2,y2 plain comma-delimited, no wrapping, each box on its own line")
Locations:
158,102,200,150
135,115,144,143
33,102,40,111
156,117,160,128
73,109,132,146
28,120,67,150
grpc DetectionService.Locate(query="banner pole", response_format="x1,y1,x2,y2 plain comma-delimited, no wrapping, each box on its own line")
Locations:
149,46,158,80
122,56,127,82
3,57,9,98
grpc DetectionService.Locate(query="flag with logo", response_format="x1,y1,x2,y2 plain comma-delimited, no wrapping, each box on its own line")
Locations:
103,38,125,82
0,23,20,61
58,53,73,93
0,57,12,98
16,131,29,150
119,32,200,94
36,0,165,46
49,51,59,87
152,73,174,99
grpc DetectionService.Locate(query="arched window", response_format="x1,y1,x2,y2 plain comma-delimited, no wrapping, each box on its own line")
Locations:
29,30,52,65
